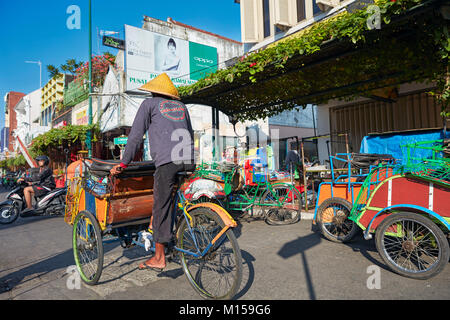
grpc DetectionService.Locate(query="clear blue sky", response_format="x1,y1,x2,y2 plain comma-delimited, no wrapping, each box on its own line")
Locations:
0,0,242,127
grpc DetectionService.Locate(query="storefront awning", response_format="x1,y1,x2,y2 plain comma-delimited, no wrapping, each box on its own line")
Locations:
180,0,448,122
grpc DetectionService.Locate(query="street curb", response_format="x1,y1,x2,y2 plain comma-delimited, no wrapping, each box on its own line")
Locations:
301,212,314,220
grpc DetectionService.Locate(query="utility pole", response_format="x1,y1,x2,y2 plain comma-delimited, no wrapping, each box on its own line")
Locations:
25,60,42,89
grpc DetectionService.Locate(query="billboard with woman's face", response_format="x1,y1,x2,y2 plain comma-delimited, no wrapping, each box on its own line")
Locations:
153,34,189,76
125,25,217,92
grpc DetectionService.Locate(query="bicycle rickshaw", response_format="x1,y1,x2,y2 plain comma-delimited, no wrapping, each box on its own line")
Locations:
349,139,450,279
313,152,396,242
64,158,243,299
181,153,303,226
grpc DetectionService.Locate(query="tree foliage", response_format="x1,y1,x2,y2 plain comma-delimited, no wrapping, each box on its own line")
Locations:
30,124,100,156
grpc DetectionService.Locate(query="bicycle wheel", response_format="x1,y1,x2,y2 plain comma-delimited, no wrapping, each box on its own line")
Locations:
261,184,302,225
317,197,359,243
72,210,104,285
375,212,450,279
177,207,243,300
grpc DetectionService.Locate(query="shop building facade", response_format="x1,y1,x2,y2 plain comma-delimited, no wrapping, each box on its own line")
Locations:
4,91,25,153
99,15,245,163
236,0,448,164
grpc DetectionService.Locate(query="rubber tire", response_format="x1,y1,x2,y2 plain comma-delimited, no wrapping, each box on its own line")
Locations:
177,207,243,300
262,184,302,226
317,197,359,243
57,194,66,215
0,204,19,225
72,210,104,285
375,212,450,280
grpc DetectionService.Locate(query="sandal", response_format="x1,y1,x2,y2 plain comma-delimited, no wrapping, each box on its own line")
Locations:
138,260,165,272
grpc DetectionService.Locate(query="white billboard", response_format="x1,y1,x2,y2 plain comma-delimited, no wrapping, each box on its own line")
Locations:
124,24,218,92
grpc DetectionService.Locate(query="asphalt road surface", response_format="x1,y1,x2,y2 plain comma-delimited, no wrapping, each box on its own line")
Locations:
1,190,449,301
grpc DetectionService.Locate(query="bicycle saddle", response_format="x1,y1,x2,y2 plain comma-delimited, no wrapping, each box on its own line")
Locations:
176,163,197,176
350,153,395,168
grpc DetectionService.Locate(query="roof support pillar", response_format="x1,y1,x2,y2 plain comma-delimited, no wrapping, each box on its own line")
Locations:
211,107,220,162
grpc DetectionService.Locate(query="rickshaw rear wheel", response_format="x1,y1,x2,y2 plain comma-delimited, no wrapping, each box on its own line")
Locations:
375,212,449,280
317,197,359,243
73,210,104,285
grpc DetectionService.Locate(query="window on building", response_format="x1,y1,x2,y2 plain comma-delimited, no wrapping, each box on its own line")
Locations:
41,108,51,127
297,0,306,22
312,0,321,15
263,0,271,38
275,26,283,34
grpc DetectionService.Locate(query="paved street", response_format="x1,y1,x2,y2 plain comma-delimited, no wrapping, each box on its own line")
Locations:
0,189,449,301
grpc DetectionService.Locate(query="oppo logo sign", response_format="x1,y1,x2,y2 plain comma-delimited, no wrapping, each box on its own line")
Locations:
194,57,213,64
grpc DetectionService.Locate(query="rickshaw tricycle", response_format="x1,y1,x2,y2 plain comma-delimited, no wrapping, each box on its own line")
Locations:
65,158,243,300
181,158,303,226
349,139,450,279
313,152,396,242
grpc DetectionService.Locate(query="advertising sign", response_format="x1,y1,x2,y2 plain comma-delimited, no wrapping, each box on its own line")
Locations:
189,41,218,81
102,36,125,50
114,136,128,145
76,109,88,125
54,121,68,128
124,25,218,92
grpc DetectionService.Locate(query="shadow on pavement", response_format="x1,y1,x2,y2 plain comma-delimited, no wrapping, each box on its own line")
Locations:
0,241,121,296
0,215,64,230
278,231,322,300
342,231,392,273
278,224,392,300
234,250,255,300
0,248,74,295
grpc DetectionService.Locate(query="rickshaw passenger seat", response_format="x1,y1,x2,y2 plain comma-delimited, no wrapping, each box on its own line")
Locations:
88,158,157,177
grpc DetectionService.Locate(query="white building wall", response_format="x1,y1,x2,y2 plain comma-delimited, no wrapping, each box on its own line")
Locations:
14,88,49,148
315,81,437,165
316,103,331,165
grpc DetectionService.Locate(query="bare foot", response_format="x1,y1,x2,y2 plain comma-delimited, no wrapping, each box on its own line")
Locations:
138,257,166,271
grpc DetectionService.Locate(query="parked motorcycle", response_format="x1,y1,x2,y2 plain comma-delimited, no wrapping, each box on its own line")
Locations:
2,171,19,190
0,181,66,224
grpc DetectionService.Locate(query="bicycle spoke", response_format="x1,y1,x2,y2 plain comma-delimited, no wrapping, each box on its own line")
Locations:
382,218,441,273
179,209,241,299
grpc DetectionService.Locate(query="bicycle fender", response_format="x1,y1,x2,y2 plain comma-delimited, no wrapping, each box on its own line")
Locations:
187,202,237,228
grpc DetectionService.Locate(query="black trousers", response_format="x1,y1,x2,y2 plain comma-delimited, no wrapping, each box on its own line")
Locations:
32,184,51,197
152,162,195,244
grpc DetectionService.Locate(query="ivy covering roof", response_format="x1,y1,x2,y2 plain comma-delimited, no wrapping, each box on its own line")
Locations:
179,0,449,122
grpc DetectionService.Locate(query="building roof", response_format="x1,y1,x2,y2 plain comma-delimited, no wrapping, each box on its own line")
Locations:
142,15,242,45
166,17,242,45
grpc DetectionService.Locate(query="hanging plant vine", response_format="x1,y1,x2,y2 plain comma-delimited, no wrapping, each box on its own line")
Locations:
179,0,449,121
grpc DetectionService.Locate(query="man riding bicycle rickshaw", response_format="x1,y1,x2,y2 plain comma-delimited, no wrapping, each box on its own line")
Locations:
110,72,195,272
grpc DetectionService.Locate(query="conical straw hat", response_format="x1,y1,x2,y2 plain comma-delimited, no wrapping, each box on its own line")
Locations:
138,73,180,100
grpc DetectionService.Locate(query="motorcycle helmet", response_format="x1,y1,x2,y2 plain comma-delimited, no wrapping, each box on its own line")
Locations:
35,155,50,166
